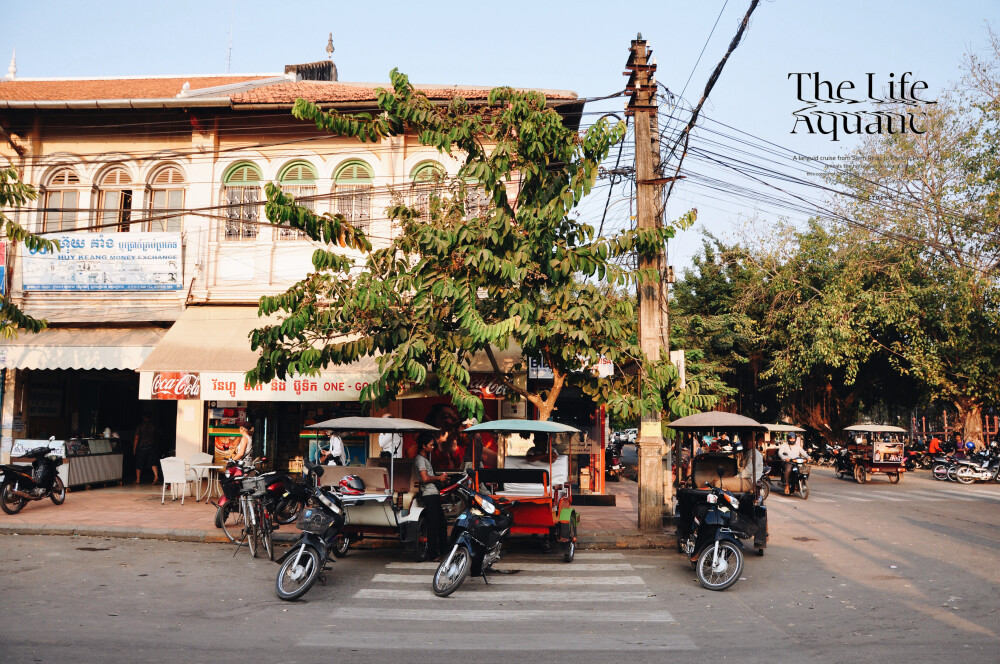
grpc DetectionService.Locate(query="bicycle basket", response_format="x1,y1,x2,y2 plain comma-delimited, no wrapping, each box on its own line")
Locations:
297,508,335,535
240,475,267,493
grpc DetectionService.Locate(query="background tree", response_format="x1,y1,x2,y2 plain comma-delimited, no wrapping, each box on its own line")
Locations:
248,71,714,423
0,166,58,338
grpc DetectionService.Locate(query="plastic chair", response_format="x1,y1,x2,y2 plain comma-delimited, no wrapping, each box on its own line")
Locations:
160,457,190,504
185,452,214,501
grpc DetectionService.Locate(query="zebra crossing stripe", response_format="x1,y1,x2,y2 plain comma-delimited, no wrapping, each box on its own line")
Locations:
826,494,872,502
906,489,972,501
935,488,998,501
371,573,647,586
387,562,634,572
356,589,657,602
299,631,697,651
325,607,675,622
806,496,835,503
960,488,1000,500
868,492,908,502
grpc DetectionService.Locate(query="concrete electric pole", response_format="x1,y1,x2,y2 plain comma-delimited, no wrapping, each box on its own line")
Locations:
625,34,668,532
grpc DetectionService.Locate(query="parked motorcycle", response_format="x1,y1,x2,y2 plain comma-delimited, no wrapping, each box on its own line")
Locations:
0,441,66,514
274,463,353,601
432,477,513,597
678,470,757,591
605,442,623,482
216,458,304,539
954,451,1000,484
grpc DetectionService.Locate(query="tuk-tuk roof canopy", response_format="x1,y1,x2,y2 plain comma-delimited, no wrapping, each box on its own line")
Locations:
306,416,439,433
764,423,806,433
464,419,582,434
844,424,908,433
666,411,766,430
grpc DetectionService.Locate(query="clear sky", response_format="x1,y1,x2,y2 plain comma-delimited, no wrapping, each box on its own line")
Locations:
3,0,999,268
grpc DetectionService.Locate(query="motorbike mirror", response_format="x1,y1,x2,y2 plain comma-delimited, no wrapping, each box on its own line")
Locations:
716,465,726,479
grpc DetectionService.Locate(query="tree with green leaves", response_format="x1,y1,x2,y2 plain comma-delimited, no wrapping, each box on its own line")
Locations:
0,166,58,338
247,70,715,424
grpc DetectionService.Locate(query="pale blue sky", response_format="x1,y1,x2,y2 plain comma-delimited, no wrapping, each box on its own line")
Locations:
3,0,998,267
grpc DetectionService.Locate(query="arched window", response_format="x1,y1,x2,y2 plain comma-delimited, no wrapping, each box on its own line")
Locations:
409,161,447,220
277,161,317,240
223,162,262,241
98,167,135,232
333,160,373,234
148,166,185,233
43,168,81,232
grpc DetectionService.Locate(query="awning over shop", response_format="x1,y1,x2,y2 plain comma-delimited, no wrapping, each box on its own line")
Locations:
0,327,167,370
136,306,380,401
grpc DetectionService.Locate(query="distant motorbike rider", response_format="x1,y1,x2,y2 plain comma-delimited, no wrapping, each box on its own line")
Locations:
778,433,810,495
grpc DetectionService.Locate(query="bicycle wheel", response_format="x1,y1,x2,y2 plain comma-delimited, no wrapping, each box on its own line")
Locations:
258,503,274,561
218,501,244,543
242,498,258,558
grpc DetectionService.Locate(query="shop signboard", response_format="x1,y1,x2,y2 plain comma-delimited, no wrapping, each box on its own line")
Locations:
142,371,377,401
151,372,201,400
21,232,182,291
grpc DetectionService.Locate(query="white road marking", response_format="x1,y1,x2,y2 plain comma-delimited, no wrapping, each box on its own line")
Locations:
387,562,634,572
371,573,647,586
356,589,657,602
325,607,675,622
299,631,697,651
825,494,872,502
906,489,974,501
935,488,999,501
868,492,908,502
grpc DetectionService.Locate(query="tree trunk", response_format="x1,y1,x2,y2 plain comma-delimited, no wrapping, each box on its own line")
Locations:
955,397,985,450
786,381,858,448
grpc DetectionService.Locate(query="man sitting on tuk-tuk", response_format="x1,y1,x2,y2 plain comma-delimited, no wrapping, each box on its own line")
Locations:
778,433,810,495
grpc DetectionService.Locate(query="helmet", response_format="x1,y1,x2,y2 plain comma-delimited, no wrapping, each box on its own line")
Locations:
788,433,797,441
338,474,365,495
965,441,976,451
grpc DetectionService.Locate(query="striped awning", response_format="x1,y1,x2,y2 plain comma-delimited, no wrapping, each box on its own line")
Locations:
0,327,168,370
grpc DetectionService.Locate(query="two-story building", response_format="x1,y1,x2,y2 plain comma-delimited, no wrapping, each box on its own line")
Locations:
0,57,593,485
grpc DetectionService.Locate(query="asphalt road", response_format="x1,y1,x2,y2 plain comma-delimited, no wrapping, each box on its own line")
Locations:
1,467,997,664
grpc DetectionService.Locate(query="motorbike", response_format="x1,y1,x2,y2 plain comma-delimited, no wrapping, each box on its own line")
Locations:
274,463,354,601
605,442,623,482
432,476,512,597
1,441,67,514
931,455,961,481
954,451,1000,484
764,457,810,499
833,448,854,478
678,468,757,591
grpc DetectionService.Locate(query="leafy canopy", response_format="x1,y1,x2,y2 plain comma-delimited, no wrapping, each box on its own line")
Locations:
247,70,711,422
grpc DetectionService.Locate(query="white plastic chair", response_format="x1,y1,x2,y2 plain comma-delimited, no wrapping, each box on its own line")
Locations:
185,452,215,501
160,457,190,504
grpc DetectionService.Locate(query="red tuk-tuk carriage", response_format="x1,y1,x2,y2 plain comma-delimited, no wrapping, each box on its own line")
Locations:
843,424,907,484
462,419,581,563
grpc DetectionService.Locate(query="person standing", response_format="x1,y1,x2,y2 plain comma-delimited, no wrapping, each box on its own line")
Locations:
378,414,403,459
232,422,254,464
415,432,449,561
133,414,159,484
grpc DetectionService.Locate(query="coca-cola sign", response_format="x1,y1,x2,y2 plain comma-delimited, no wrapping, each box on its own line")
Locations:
469,374,509,399
151,371,201,400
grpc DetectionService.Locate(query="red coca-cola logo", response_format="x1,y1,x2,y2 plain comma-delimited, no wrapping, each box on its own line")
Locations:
152,372,201,400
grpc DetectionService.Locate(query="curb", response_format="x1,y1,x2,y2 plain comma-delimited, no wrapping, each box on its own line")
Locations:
0,523,675,550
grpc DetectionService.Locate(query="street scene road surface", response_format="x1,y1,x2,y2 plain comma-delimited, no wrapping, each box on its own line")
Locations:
1,469,997,664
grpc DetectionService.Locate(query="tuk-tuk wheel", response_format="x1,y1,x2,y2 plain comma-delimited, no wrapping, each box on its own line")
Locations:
757,548,764,557
854,465,867,484
887,472,900,484
413,516,430,562
562,521,577,563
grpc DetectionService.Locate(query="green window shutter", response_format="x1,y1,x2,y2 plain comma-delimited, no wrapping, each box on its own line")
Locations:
335,161,373,184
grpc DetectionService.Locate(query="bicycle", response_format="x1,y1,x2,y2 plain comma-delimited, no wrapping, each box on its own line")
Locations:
232,476,273,560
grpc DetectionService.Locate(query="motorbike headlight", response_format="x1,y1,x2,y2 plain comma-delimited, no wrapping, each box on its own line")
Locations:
728,495,740,509
474,494,496,515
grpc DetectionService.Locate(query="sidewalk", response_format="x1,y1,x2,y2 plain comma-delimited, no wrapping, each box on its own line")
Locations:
0,479,673,550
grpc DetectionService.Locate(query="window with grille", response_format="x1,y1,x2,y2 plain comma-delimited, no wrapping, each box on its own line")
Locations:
409,161,446,220
43,169,80,233
277,162,316,240
98,168,134,232
148,166,185,233
333,161,373,235
465,187,490,221
223,163,262,241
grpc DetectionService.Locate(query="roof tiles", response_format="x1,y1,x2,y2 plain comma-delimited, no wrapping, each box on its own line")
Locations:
0,76,272,101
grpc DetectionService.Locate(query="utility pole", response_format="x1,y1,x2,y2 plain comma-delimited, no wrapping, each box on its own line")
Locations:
625,34,668,532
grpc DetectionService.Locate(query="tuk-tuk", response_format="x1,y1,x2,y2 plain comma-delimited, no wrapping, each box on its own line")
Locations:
842,424,907,484
669,411,769,567
304,416,463,560
463,419,581,563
